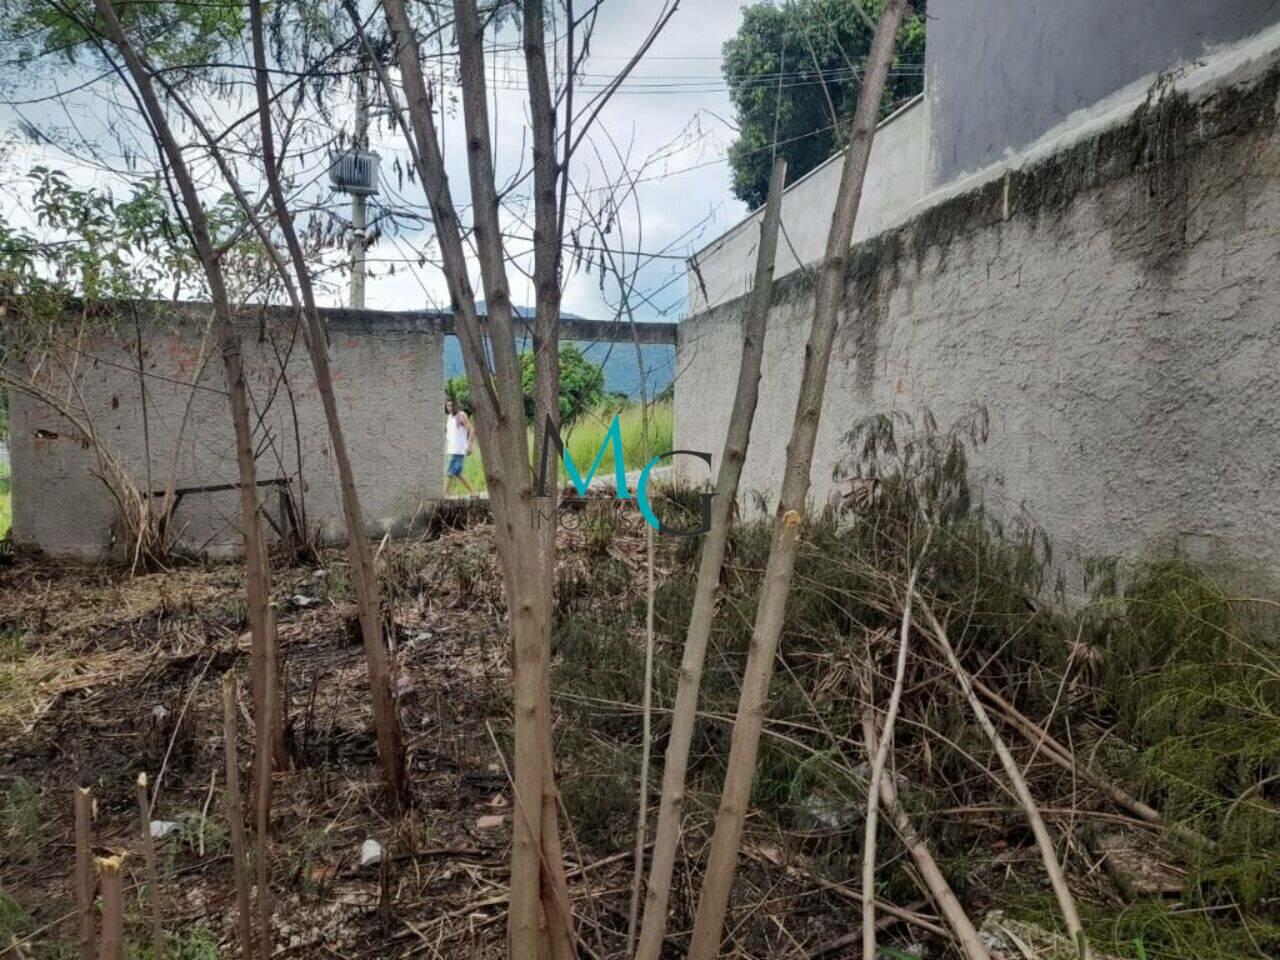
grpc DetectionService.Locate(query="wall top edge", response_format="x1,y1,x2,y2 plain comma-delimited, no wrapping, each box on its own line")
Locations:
686,95,926,266
6,299,678,345
682,19,1280,320
681,39,1280,328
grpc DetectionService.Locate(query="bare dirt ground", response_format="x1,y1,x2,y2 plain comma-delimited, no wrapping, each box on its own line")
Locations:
3,504,1268,960
0,515,880,959
1,520,542,957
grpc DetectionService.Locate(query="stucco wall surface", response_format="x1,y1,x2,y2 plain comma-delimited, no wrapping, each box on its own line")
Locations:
927,0,1280,184
10,311,443,559
688,98,929,312
675,57,1280,588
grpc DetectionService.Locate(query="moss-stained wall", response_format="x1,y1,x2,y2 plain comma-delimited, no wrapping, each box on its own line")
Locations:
927,0,1280,183
676,55,1280,587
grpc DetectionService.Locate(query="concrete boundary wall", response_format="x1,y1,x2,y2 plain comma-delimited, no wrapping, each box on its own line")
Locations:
674,45,1280,589
926,0,1280,185
687,97,929,313
10,309,446,559
7,304,677,559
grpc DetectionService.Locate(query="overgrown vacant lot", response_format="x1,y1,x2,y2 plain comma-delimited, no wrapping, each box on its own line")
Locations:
0,490,1277,959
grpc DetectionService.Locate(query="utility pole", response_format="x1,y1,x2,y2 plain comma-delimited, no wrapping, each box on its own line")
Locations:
350,59,369,309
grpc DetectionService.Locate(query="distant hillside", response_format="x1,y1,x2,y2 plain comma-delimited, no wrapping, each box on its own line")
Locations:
443,335,675,400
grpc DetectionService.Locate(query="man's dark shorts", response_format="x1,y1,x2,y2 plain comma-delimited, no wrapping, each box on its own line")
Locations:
447,453,466,477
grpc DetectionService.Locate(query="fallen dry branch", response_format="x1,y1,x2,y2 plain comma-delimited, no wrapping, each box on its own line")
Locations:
807,902,925,959
959,665,1212,849
860,710,990,960
918,597,1093,960
740,845,948,939
861,529,932,959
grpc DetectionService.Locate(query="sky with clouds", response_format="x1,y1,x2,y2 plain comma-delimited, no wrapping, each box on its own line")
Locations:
0,0,758,323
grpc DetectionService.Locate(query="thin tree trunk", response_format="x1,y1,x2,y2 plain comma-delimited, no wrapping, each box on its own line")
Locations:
135,773,163,959
523,3,576,954
685,6,910,957
88,14,284,950
96,856,124,960
626,523,658,953
524,0,562,614
859,713,991,960
255,606,277,960
917,599,1092,960
246,0,406,807
377,1,567,954
223,673,254,960
90,0,284,791
74,786,94,960
451,6,559,955
861,533,929,960
635,155,788,960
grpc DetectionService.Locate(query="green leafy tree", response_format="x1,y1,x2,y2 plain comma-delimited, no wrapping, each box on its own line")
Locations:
522,343,604,426
3,0,244,70
444,374,472,413
448,344,605,427
723,0,927,207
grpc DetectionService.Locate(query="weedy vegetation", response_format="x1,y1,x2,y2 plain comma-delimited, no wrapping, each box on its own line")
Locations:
550,409,1280,958
0,409,1275,958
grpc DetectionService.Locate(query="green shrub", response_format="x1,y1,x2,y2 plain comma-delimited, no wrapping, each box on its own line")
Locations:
0,889,31,946
1094,560,1280,907
446,344,606,427
1009,893,1280,960
521,344,604,426
126,927,220,960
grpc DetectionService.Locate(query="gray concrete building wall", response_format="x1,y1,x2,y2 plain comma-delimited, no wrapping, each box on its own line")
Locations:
675,41,1280,589
9,309,444,560
688,97,930,312
927,0,1280,184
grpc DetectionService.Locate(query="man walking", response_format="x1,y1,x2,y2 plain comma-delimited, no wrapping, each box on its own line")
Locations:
444,397,477,495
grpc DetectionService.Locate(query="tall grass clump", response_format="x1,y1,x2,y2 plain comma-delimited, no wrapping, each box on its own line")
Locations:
561,398,674,478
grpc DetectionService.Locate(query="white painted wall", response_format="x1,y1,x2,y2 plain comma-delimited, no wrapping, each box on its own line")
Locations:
687,97,929,313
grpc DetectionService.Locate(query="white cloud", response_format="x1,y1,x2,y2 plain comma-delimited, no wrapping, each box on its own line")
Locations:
0,0,753,320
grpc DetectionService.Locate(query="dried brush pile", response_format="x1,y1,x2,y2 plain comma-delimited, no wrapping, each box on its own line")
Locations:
554,411,1280,959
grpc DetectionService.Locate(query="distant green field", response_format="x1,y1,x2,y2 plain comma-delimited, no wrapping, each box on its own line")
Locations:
0,472,9,541
452,398,674,495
